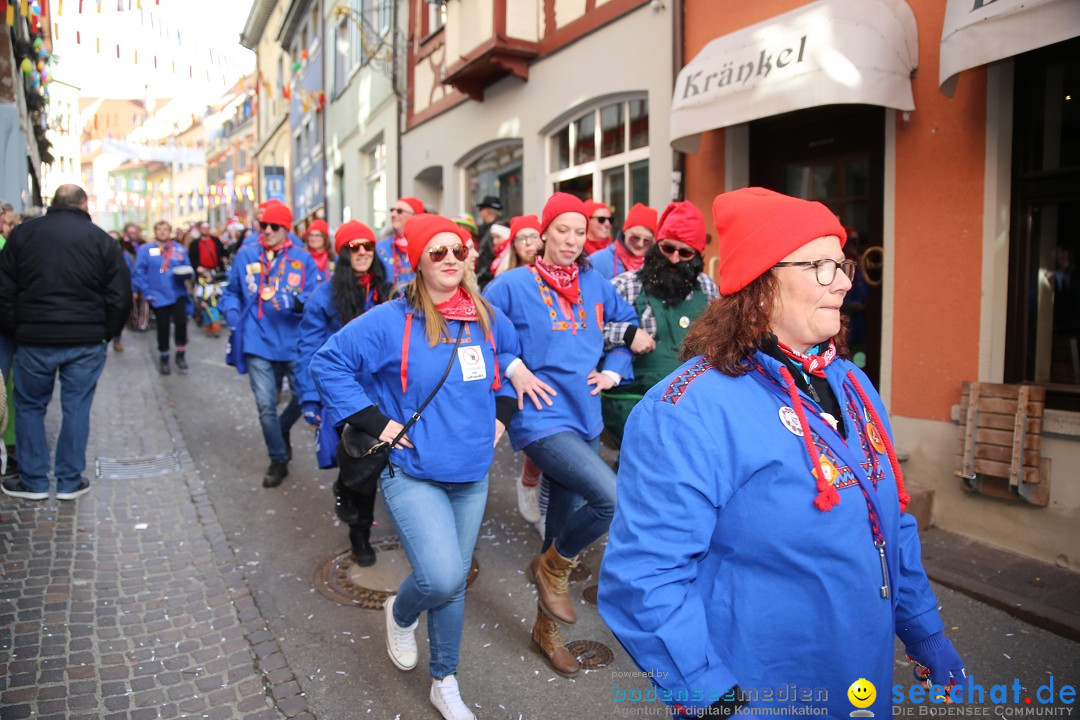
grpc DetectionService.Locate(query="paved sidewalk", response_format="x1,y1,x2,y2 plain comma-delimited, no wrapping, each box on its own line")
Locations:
0,339,313,720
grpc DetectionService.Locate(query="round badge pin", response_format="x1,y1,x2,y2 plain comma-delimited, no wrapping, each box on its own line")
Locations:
778,406,803,436
813,456,840,485
678,316,690,328
866,422,886,454
259,285,276,301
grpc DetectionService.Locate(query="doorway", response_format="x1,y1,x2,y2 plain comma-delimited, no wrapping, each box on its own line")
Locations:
750,105,886,385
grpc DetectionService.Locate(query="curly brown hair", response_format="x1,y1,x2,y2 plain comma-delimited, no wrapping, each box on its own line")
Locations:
682,270,849,376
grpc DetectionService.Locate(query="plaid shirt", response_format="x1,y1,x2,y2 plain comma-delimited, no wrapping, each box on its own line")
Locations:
603,270,720,350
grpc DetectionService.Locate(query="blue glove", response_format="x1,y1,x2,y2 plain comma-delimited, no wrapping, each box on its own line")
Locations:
272,291,295,312
302,402,321,426
225,309,240,329
906,632,966,695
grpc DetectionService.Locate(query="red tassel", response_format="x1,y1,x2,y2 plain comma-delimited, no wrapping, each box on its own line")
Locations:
400,313,413,393
778,366,839,512
848,372,911,513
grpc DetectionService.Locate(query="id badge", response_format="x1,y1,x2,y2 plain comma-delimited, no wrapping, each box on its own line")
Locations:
457,346,487,382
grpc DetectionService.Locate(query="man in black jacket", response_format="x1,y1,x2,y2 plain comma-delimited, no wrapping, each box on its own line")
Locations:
0,184,132,501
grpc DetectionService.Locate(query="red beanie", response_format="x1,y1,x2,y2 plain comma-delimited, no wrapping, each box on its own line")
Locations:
540,193,588,236
304,219,329,239
623,203,658,235
404,214,470,271
713,187,846,295
258,199,281,211
261,202,293,230
398,196,425,215
334,220,376,255
582,200,609,220
509,214,541,240
657,201,707,254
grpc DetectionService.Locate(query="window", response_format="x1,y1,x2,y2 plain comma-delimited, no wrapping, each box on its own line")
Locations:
1006,37,1080,410
423,1,446,38
465,142,523,220
366,139,388,231
546,97,650,235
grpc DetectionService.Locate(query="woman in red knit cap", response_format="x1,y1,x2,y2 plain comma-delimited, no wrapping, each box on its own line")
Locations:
588,202,659,279
302,219,333,284
599,187,966,718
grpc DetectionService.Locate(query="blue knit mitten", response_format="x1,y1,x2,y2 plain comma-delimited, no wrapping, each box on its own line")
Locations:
906,632,966,694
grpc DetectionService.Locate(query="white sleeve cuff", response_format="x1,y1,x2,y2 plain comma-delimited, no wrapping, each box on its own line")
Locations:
505,357,523,379
601,370,622,385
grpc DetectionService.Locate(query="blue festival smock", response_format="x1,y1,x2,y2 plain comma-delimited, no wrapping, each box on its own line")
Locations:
309,298,521,483
294,280,378,406
376,236,415,285
219,240,319,362
598,350,944,718
483,265,639,451
132,241,193,308
587,244,630,279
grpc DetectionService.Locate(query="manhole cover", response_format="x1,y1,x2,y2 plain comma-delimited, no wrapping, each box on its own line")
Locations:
313,536,480,609
566,640,613,669
582,585,598,605
570,561,591,583
96,453,180,479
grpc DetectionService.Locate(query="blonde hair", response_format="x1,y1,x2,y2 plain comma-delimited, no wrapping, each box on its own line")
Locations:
405,266,494,347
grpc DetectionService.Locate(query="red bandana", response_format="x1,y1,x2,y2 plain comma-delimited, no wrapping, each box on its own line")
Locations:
777,340,837,379
393,235,408,252
356,273,376,303
435,287,478,322
613,240,645,275
534,256,580,306
310,249,329,274
584,235,611,256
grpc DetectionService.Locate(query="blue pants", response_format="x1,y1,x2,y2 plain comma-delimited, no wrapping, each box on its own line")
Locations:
524,432,615,558
245,355,300,462
380,464,488,678
13,343,108,493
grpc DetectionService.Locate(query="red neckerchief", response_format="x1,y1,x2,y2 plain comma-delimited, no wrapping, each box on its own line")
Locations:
356,273,375,304
584,235,611,256
435,287,478,322
777,339,837,379
198,236,218,270
400,290,502,393
310,249,329,274
393,234,408,253
534,256,580,306
490,238,512,277
613,240,645,275
158,241,174,273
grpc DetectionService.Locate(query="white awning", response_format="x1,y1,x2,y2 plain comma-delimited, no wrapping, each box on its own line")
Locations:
669,0,917,153
940,0,1080,94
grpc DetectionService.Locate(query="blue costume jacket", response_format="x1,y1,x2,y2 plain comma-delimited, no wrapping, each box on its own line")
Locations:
483,265,639,450
294,280,377,406
587,244,630,280
132,241,192,308
376,236,415,285
598,351,944,717
219,241,319,362
310,298,521,483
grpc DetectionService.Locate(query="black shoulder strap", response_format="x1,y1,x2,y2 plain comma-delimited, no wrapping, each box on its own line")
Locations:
391,320,466,443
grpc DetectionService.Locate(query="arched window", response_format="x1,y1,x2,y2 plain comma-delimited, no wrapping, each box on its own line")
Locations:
463,141,523,219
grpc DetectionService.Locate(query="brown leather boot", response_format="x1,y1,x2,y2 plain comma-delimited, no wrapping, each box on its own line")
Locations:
527,544,578,624
530,606,580,678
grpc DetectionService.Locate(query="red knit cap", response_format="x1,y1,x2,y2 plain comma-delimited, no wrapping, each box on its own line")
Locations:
582,200,610,219
258,199,281,211
623,203,658,235
404,214,470,271
713,187,846,295
304,219,329,239
509,214,541,240
657,201,707,254
397,196,425,215
334,220,376,255
540,193,588,236
261,202,293,230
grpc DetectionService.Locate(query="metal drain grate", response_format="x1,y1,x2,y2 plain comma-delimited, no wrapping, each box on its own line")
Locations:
95,453,180,479
566,640,613,669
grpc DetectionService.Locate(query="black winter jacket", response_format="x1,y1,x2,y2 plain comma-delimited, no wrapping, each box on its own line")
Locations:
0,206,133,345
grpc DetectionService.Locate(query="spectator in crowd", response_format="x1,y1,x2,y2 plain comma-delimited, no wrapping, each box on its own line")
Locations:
473,195,502,287
582,200,613,256
377,196,425,285
589,203,657,279
133,220,194,375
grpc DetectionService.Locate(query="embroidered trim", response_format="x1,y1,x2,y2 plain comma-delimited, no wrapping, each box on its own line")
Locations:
660,360,712,405
532,269,587,332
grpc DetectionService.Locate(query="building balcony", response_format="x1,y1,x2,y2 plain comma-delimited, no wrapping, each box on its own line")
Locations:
442,36,539,101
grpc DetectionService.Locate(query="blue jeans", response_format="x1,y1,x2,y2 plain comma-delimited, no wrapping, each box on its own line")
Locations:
13,343,108,493
245,354,300,462
524,432,615,558
380,464,488,678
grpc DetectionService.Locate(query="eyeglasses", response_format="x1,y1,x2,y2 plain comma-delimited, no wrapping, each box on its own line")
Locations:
264,223,284,233
346,239,375,252
593,216,613,224
773,258,857,285
390,207,414,215
427,244,470,263
515,232,541,246
626,233,655,246
658,241,696,260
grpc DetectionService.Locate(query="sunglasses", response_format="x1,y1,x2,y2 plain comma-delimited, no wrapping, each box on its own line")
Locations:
593,216,613,224
626,233,655,245
658,241,696,260
390,207,414,215
346,239,375,252
264,223,284,232
428,244,470,263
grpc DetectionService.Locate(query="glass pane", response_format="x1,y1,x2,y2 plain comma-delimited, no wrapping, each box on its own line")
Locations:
1026,200,1080,387
600,103,624,158
628,99,649,150
574,113,596,165
551,125,570,171
845,158,870,197
466,143,524,218
556,174,592,200
630,159,649,207
602,167,625,236
1024,49,1080,173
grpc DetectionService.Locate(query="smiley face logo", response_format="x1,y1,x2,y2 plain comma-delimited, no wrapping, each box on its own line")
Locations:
848,678,876,709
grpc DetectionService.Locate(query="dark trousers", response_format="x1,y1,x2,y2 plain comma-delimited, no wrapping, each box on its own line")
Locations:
153,302,188,353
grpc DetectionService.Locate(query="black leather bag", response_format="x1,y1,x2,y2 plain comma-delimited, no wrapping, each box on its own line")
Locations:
337,323,465,493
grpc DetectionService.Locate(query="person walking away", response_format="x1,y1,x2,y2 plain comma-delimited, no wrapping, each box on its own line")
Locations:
295,220,389,565
0,184,132,501
133,220,194,375
376,196,425,286
311,214,521,720
220,202,319,488
598,187,967,717
484,192,641,678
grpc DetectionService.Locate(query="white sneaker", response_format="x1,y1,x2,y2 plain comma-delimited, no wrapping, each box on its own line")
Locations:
517,479,541,524
532,514,546,540
430,674,476,720
384,595,418,671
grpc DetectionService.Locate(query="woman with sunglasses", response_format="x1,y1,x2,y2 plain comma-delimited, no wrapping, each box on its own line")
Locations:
599,188,965,718
376,196,425,286
302,219,333,284
589,202,658,280
484,192,639,679
311,214,521,720
295,221,390,566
